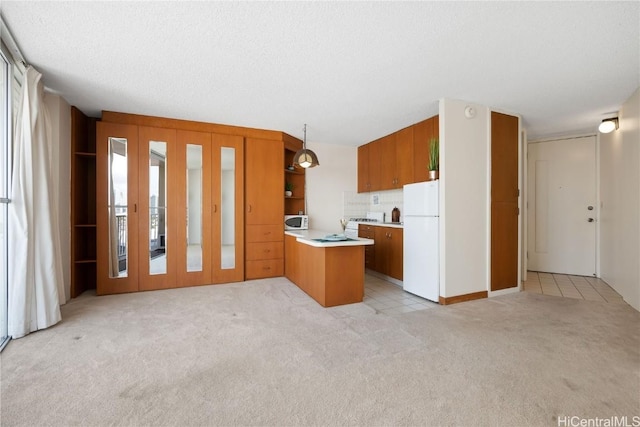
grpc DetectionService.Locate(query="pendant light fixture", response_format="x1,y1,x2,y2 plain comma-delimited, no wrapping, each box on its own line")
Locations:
293,124,319,168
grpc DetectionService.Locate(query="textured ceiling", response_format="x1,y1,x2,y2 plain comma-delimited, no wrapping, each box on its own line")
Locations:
1,1,638,146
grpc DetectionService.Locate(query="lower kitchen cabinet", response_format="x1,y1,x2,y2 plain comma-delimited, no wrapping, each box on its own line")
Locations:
358,224,376,270
359,224,403,281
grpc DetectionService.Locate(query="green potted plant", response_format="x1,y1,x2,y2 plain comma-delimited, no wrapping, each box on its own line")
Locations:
285,182,294,197
428,138,439,181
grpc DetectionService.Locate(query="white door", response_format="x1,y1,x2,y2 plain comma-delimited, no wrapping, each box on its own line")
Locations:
527,136,597,276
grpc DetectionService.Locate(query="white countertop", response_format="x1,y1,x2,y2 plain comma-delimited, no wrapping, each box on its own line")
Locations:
285,229,375,248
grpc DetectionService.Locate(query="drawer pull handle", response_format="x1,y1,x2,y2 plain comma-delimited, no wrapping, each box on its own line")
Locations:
263,266,271,270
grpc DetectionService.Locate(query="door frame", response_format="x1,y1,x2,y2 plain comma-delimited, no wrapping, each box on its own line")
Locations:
524,133,601,278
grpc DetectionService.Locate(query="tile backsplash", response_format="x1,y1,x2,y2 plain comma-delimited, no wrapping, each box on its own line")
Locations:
343,189,404,222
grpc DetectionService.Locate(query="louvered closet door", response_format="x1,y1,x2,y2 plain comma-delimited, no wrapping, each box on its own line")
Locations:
138,126,178,291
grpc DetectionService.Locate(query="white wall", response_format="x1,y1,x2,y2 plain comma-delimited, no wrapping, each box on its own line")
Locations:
43,93,71,302
600,87,640,311
439,98,490,299
306,142,357,233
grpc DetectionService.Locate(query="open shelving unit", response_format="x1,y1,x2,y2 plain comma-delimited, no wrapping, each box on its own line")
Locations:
284,147,305,215
70,107,97,298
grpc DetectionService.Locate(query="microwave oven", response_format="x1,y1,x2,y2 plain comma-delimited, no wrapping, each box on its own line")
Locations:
284,215,309,230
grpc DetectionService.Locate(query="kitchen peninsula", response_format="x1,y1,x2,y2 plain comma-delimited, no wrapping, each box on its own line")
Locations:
284,230,374,307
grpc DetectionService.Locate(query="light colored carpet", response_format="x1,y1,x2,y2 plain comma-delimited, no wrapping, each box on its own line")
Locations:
1,276,639,426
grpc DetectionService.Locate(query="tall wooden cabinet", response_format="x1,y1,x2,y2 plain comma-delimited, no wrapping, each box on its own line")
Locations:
96,113,249,295
490,112,519,291
245,138,284,279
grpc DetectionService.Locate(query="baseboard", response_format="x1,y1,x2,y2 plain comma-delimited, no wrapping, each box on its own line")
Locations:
439,291,488,305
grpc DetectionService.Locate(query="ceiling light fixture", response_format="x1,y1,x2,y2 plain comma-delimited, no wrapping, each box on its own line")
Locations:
598,117,619,134
293,124,319,168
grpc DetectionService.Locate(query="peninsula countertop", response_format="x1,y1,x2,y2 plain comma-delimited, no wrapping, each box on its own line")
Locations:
285,229,374,248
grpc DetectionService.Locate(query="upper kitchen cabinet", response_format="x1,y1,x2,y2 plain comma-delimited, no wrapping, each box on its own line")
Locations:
392,126,414,188
413,115,439,183
357,144,370,192
357,123,418,193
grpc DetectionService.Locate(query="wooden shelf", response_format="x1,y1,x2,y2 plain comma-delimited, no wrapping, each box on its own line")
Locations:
285,169,304,175
285,196,304,200
75,151,97,157
75,259,97,264
74,224,96,228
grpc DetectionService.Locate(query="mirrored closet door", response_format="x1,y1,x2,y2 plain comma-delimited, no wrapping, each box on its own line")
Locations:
96,122,140,295
138,126,178,291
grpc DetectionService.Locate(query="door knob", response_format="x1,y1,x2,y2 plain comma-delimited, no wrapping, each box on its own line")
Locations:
588,218,594,222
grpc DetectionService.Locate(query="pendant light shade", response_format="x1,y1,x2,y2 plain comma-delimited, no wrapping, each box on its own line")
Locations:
293,124,319,168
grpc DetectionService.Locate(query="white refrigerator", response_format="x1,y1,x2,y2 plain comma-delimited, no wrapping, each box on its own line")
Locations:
403,181,439,302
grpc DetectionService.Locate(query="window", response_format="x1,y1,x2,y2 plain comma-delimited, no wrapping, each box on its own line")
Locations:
0,42,12,350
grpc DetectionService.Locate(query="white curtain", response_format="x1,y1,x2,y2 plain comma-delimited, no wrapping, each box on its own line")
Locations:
8,66,64,339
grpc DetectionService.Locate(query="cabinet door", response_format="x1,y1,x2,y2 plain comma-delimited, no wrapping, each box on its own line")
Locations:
379,135,396,190
388,228,404,280
96,122,139,295
359,225,376,269
212,134,245,283
138,126,178,291
395,127,414,187
357,144,370,193
368,138,382,191
413,116,439,184
373,226,388,274
413,119,432,183
245,138,284,225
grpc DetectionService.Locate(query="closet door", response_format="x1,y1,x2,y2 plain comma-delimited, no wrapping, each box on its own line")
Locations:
138,126,178,291
96,122,139,295
212,134,244,283
176,130,212,287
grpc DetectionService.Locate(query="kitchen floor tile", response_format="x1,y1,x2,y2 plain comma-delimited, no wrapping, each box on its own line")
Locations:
362,274,434,314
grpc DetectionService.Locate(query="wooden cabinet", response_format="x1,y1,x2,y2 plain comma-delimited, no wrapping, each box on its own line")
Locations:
96,117,246,295
490,112,519,291
413,115,439,183
358,224,376,270
374,226,403,280
70,107,97,298
245,138,284,279
359,224,403,280
357,144,370,192
357,115,438,193
246,138,283,225
395,127,414,187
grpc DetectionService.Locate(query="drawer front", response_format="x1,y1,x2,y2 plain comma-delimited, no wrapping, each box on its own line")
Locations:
246,259,284,279
246,224,283,243
358,224,375,239
246,241,284,261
